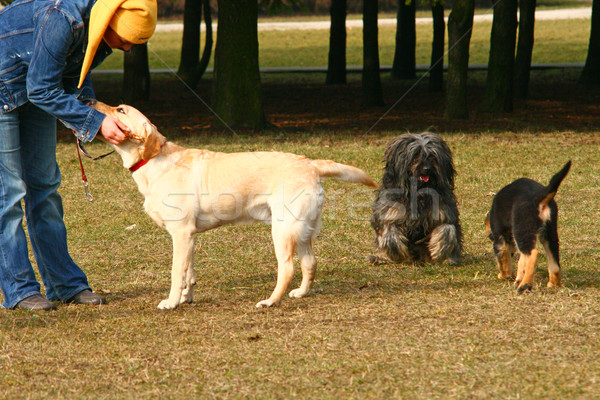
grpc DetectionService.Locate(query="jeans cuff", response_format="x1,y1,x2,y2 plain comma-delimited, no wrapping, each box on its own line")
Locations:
54,286,92,303
6,290,43,310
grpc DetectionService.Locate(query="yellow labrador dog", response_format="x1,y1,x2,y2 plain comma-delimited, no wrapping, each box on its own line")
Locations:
93,102,377,309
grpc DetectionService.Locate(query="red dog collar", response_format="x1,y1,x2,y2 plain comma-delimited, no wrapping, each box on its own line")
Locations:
129,159,149,172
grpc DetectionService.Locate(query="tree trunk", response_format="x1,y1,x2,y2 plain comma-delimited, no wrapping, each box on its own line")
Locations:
429,2,445,92
178,0,213,89
480,0,518,112
212,0,266,129
391,0,416,79
444,0,474,119
326,0,347,84
514,0,536,98
122,44,150,103
362,0,384,106
580,0,600,84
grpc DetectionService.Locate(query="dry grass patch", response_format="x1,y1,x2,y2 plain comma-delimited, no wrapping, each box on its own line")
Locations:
1,132,599,399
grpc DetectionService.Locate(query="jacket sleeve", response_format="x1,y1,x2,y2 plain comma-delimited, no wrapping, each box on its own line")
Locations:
26,8,105,142
64,72,96,103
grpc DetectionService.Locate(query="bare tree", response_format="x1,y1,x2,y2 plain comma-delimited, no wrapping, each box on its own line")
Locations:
362,0,384,106
444,0,474,118
326,0,347,84
178,0,213,89
480,0,518,112
429,0,445,92
581,0,600,84
123,44,150,103
514,0,536,98
212,0,266,129
392,0,416,79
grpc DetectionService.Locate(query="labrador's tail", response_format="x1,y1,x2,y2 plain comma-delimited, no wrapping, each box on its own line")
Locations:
311,159,378,188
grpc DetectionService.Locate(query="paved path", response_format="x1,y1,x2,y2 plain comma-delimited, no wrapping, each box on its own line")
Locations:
155,7,591,33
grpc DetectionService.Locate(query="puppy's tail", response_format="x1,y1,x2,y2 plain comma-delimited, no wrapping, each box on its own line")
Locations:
542,160,571,202
311,160,378,188
537,160,571,220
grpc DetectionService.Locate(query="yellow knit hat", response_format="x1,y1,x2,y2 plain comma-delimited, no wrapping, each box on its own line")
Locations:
78,0,157,88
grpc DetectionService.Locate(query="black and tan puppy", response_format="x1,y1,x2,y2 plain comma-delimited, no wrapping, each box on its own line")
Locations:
370,132,462,265
485,161,571,292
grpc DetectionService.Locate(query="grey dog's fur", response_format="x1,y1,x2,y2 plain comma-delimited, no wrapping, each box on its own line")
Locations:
370,132,462,265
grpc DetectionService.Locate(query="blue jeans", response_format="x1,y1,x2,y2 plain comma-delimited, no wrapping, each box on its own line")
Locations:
0,103,90,308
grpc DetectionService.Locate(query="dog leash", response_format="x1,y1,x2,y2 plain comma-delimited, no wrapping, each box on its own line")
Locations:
75,137,115,202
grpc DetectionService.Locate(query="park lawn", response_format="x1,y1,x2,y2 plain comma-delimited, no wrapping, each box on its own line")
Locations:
97,17,591,71
1,8,599,397
1,124,599,398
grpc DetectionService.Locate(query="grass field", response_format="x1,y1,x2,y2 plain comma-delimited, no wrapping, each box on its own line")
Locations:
1,127,599,398
2,7,600,399
95,16,592,72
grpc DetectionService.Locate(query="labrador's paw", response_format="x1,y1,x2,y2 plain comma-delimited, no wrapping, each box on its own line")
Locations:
255,299,280,308
157,299,179,310
288,288,308,298
180,290,194,304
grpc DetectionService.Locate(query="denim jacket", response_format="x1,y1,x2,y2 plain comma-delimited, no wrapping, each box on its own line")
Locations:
0,0,113,142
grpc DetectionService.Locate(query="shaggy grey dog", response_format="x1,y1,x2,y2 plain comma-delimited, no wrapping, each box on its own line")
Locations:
370,132,462,265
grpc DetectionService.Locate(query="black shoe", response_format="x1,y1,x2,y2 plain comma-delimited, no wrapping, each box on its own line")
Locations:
15,294,57,311
67,289,107,305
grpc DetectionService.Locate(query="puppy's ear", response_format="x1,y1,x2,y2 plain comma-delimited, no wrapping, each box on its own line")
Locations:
141,123,166,160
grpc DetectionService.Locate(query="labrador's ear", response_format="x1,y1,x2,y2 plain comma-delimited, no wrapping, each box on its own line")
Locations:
90,100,111,113
141,123,166,160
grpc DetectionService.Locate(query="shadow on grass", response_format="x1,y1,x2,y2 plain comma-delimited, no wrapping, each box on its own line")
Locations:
107,286,168,303
58,68,600,144
563,270,600,290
